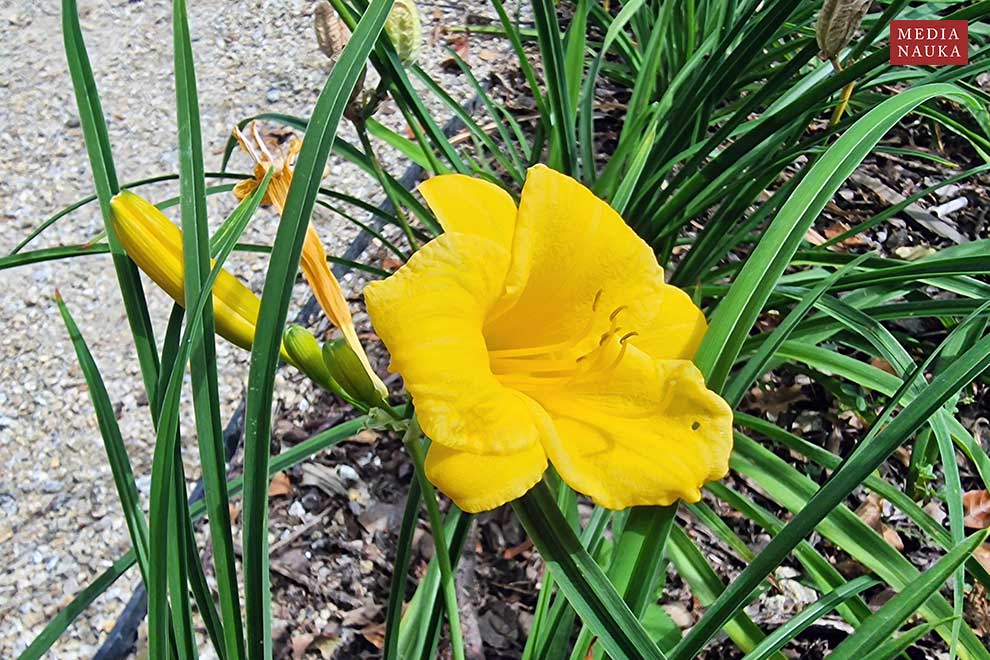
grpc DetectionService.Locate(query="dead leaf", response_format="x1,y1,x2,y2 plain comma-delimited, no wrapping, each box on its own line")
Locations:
269,471,292,498
361,623,386,649
966,580,990,637
381,255,403,272
301,462,348,497
851,172,967,244
964,490,990,528
340,604,381,627
747,384,808,416
352,429,379,445
291,633,315,660
894,245,937,261
974,544,990,573
804,227,827,246
441,35,469,71
503,538,533,560
856,494,903,550
312,635,343,659
870,357,898,375
822,220,867,249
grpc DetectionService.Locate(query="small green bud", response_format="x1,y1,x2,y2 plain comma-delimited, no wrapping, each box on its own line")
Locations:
284,325,339,393
385,0,422,66
323,338,387,408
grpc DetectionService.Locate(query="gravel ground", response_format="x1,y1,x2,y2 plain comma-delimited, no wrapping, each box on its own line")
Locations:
0,0,515,655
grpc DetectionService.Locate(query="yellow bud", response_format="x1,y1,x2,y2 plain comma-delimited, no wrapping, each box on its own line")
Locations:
110,191,294,365
816,0,870,60
323,338,387,408
385,0,421,66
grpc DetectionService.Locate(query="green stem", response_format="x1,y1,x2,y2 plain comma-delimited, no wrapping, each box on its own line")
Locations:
402,417,466,660
354,119,420,251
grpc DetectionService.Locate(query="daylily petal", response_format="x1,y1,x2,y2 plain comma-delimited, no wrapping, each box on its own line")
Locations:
484,165,668,353
532,345,733,509
300,225,387,398
627,284,709,361
419,174,517,251
365,232,544,454
425,440,548,513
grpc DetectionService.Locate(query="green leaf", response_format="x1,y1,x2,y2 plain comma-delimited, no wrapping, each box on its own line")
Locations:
401,421,466,660
61,0,161,407
239,3,394,657
512,481,667,660
20,415,368,658
697,83,983,392
676,322,990,658
741,576,879,660
383,479,421,659
171,0,244,655
530,0,576,172
830,531,989,659
54,295,152,583
145,173,274,660
16,552,135,660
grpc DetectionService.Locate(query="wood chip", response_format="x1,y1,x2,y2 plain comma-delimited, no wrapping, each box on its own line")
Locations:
964,490,990,529
269,471,292,498
851,172,968,244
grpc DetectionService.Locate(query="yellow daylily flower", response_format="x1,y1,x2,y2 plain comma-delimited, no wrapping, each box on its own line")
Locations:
365,165,733,513
232,123,387,399
110,190,267,353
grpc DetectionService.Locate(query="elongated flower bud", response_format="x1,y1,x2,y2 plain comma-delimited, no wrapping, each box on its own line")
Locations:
110,190,295,367
284,325,341,394
111,191,262,351
816,0,870,60
385,0,421,66
323,338,387,408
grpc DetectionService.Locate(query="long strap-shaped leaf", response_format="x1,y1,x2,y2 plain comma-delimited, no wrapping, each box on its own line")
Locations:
697,83,983,391
172,0,245,656
513,481,666,660
830,530,990,660
55,296,153,585
19,414,366,659
530,0,576,173
61,0,161,406
16,552,136,660
239,3,393,658
674,332,990,659
146,172,273,659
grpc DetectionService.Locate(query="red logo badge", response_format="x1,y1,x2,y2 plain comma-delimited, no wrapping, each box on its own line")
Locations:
890,20,968,65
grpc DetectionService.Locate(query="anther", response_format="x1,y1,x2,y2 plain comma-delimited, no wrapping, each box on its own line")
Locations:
252,122,276,164
609,305,628,322
591,289,604,311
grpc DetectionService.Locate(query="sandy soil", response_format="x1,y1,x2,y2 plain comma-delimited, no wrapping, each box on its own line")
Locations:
0,0,509,655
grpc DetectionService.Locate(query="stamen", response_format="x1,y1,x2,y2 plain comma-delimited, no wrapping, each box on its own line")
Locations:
489,289,639,389
591,289,604,312
252,122,275,164
233,126,263,166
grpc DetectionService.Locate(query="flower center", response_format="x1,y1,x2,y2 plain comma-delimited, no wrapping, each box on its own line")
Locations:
488,290,638,389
